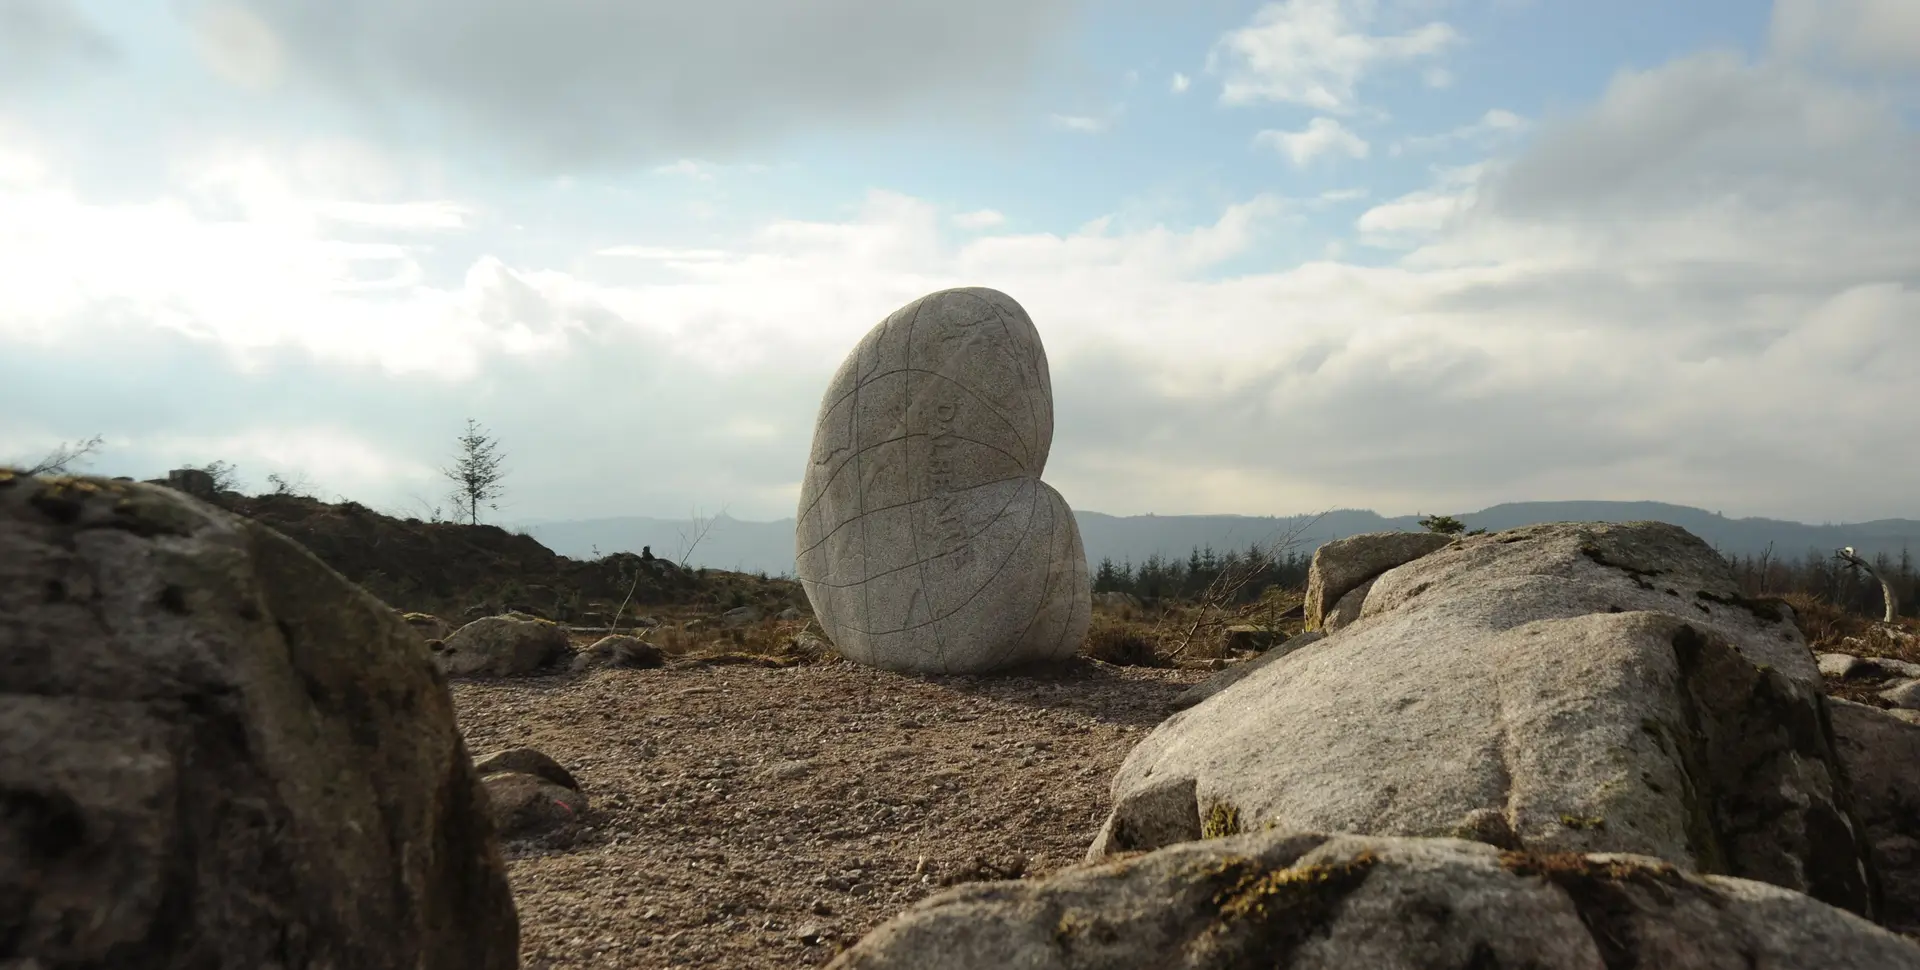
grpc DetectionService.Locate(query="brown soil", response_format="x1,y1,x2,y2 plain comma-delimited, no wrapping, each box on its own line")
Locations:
449,654,1210,969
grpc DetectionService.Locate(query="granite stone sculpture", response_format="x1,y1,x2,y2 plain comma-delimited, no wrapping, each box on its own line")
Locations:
796,287,1091,674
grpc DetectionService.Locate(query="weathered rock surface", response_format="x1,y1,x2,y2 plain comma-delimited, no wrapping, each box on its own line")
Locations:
1829,699,1920,935
570,634,664,673
796,287,1091,674
833,832,1920,970
1094,522,1875,919
0,472,519,969
1303,531,1453,631
475,746,580,792
403,610,454,640
438,613,572,677
1884,680,1920,710
482,772,588,841
1321,576,1377,633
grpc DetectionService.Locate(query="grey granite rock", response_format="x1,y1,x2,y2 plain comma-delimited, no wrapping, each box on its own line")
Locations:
438,613,572,678
1304,531,1453,631
796,287,1091,674
0,473,518,969
1828,699,1920,935
1883,679,1920,710
1322,575,1377,633
831,832,1920,970
1094,522,1873,918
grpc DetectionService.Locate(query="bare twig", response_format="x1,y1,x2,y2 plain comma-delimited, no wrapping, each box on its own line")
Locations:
1163,510,1328,660
606,555,645,638
676,505,727,569
15,434,105,476
1835,546,1900,624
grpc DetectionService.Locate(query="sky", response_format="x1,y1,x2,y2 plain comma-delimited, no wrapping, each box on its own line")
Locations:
1,0,1917,527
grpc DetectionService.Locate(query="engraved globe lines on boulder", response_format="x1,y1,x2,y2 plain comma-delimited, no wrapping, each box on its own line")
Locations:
797,287,1091,675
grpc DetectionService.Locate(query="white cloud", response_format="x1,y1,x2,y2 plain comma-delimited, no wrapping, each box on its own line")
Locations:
192,3,286,90
1422,66,1454,88
1355,185,1473,244
1256,117,1371,166
1210,0,1460,112
952,208,1006,230
1170,72,1192,93
226,0,1083,168
0,0,116,91
596,246,730,261
0,136,544,376
313,200,470,230
1394,107,1527,154
652,159,715,180
3,48,1917,523
1050,114,1109,134
1771,0,1920,72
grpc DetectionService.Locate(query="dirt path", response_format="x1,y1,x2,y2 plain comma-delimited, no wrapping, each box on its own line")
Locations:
450,658,1212,969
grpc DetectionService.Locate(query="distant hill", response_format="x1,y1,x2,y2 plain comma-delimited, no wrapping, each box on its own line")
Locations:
522,502,1920,577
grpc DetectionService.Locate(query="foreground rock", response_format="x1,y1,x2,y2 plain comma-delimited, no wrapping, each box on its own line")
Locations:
831,832,1920,969
0,473,518,969
1829,699,1920,934
475,747,589,842
796,286,1091,674
1095,522,1876,919
437,613,572,677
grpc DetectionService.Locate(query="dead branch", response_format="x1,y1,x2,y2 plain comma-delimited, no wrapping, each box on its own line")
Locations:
1163,510,1329,660
1834,546,1900,624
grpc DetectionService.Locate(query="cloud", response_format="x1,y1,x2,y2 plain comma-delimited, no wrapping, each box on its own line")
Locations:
1050,113,1110,134
223,0,1081,169
1355,170,1479,245
192,3,287,90
1256,116,1371,166
1771,0,1920,72
1210,0,1460,112
0,0,117,93
1393,107,1526,155
652,159,714,180
952,209,1006,230
3,48,1917,524
1170,72,1192,93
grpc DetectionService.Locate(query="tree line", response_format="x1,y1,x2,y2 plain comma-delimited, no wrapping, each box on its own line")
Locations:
1091,534,1916,621
1724,544,1915,620
1091,544,1313,605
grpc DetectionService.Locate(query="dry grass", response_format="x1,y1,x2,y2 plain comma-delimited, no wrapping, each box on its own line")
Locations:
1083,615,1171,667
562,588,1314,675
1782,592,1920,665
1076,585,1308,667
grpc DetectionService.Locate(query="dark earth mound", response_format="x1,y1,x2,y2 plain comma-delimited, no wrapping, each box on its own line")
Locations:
203,491,802,622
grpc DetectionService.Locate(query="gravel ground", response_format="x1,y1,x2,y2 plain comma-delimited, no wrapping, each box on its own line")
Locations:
449,656,1212,969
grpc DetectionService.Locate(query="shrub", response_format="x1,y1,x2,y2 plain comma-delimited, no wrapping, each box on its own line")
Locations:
1082,616,1170,667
